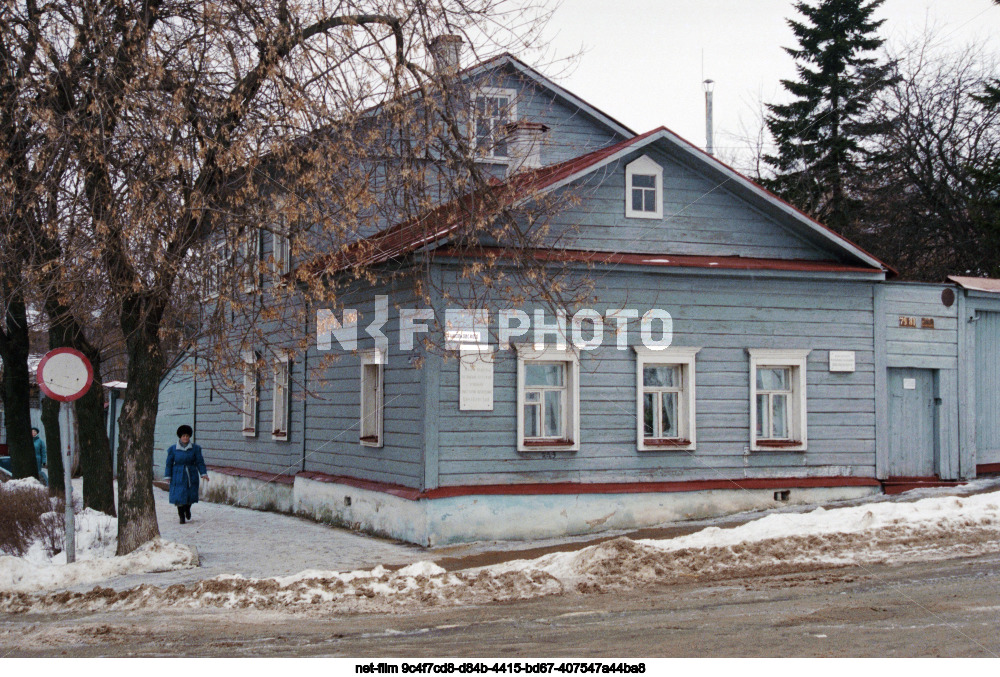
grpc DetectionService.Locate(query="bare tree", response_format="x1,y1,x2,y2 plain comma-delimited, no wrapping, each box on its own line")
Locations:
1,0,566,554
853,36,1000,280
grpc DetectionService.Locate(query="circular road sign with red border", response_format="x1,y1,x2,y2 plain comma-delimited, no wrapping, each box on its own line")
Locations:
37,348,94,402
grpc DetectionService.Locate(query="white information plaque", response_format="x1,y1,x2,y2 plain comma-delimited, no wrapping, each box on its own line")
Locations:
459,347,494,411
903,378,916,390
829,350,856,373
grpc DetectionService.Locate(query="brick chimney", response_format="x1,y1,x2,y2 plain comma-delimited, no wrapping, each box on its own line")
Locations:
504,120,549,176
428,35,463,75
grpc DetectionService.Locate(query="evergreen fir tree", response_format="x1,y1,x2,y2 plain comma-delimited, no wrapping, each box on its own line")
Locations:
763,0,897,233
976,0,1000,109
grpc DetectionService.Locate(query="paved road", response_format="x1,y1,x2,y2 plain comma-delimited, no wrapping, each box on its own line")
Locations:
5,551,1000,657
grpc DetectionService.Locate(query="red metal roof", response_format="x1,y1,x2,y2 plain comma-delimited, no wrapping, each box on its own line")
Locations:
306,130,665,276
432,246,884,275
306,126,889,278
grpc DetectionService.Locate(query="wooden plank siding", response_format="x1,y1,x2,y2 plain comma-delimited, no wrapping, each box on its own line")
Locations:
431,265,877,486
880,282,962,479
299,276,427,488
469,66,626,164
190,225,306,478
528,148,839,260
153,354,196,478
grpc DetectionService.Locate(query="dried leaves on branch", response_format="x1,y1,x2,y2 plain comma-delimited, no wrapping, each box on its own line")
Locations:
2,0,573,553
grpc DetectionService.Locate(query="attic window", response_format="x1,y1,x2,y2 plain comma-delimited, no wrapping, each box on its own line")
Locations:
625,155,663,219
473,88,516,161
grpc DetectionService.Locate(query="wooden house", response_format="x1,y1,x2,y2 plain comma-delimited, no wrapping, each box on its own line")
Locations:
155,47,999,545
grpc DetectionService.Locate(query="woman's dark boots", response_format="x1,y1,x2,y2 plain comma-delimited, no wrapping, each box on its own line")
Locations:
178,505,186,524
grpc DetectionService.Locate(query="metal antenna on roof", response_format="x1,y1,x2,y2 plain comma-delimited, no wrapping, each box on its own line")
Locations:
703,78,715,157
701,49,715,156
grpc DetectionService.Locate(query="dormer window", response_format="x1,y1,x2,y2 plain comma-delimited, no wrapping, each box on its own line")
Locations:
473,87,516,161
625,155,663,219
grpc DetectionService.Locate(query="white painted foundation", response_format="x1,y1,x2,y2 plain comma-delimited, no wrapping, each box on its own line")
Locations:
293,476,428,543
201,471,295,513
200,471,880,546
422,485,879,545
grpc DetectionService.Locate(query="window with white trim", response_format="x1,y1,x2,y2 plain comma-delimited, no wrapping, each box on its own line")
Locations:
516,346,580,451
472,87,516,160
634,346,700,451
204,240,227,299
272,353,290,441
748,349,810,451
359,349,384,447
272,229,291,277
242,228,261,292
241,352,258,436
625,155,663,219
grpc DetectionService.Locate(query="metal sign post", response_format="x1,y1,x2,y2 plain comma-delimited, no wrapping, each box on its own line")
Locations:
60,401,76,562
36,348,94,565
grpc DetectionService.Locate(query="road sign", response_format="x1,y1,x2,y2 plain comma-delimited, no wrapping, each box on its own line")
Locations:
37,348,93,402
36,347,93,563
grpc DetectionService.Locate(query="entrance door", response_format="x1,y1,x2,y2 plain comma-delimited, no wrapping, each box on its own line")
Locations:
887,368,937,477
976,312,1000,466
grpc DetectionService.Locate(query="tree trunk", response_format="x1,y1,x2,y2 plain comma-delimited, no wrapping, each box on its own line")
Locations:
116,300,165,555
41,394,63,494
0,297,37,480
76,349,116,515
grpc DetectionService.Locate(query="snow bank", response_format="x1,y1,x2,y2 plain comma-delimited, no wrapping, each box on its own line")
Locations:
0,482,199,594
485,491,1000,589
2,477,46,491
4,489,1000,614
0,560,561,614
1,538,199,593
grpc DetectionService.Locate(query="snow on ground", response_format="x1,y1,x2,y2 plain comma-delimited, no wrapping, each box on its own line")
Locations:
2,483,999,615
485,488,1000,590
0,480,198,594
0,478,429,595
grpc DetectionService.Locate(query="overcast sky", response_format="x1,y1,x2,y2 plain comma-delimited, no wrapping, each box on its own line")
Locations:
531,0,1000,170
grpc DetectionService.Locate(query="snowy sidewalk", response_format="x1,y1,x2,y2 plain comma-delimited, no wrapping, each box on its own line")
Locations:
69,484,428,591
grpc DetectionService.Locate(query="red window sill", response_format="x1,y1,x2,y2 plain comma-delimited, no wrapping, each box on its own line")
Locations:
359,435,380,443
755,440,804,449
522,439,575,448
642,438,692,448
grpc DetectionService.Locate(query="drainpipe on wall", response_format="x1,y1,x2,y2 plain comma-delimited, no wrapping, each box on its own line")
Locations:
302,301,309,474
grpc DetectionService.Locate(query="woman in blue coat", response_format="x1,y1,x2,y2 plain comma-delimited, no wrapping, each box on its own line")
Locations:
165,425,209,524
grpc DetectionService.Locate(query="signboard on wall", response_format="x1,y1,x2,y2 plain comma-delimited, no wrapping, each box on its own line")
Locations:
829,350,856,373
459,347,494,411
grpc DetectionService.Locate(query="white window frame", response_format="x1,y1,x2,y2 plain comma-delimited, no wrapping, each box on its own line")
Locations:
272,229,291,277
516,345,580,452
625,155,663,219
748,348,810,451
634,346,700,451
359,349,385,448
242,228,261,292
241,351,258,437
204,240,227,299
472,87,517,162
272,352,291,441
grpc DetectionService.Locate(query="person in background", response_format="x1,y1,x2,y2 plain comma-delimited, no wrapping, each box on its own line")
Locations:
164,424,209,524
31,427,47,486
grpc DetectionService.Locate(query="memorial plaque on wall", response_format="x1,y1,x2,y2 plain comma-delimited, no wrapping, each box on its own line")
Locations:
828,350,856,373
459,347,494,411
